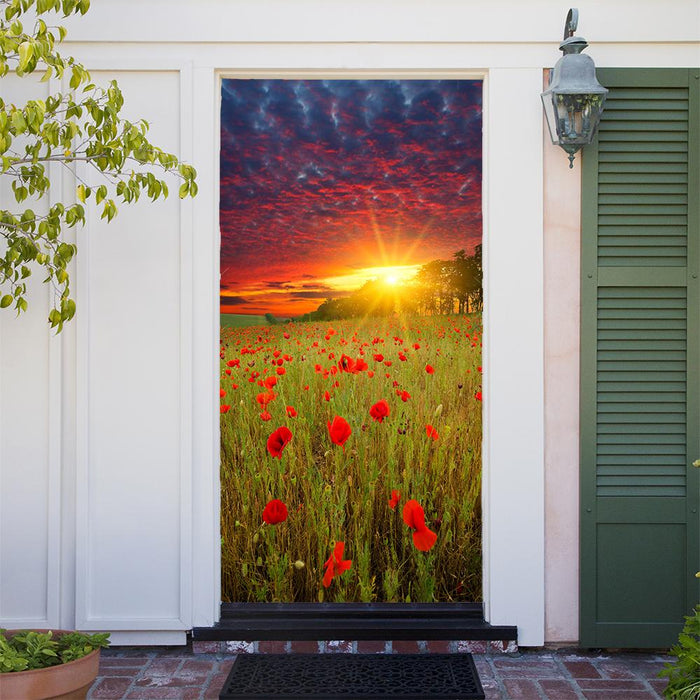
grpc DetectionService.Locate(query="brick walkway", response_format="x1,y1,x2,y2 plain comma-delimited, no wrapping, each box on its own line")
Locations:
88,644,672,699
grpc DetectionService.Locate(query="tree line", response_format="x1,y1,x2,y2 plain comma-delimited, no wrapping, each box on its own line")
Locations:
294,246,482,322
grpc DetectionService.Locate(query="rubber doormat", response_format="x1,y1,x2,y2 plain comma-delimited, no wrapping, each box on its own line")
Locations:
219,653,485,699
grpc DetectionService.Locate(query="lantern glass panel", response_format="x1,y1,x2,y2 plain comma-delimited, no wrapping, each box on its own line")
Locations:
541,92,560,145
555,93,604,146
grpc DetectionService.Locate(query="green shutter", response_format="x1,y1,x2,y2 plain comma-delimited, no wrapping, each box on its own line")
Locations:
580,68,700,648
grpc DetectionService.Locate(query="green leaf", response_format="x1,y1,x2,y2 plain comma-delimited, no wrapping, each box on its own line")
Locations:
18,41,34,72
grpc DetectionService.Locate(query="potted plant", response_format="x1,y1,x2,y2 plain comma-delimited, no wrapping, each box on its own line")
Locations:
0,629,110,700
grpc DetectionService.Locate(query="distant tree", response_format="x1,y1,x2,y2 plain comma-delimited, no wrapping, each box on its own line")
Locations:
0,0,197,330
467,243,483,312
451,249,471,314
264,312,278,325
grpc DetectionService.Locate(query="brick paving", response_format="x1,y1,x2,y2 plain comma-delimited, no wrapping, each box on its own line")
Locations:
87,643,672,699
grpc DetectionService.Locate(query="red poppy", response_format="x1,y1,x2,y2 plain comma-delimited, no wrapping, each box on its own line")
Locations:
475,391,482,401
413,343,420,350
231,384,238,389
256,391,276,407
225,369,232,376
324,390,331,402
259,411,272,421
425,364,435,374
354,358,368,372
400,390,411,402
220,388,226,398
322,541,352,587
367,371,375,378
286,406,297,418
262,499,288,525
264,376,278,389
426,424,439,441
327,416,352,449
283,331,291,339
267,426,292,458
373,353,384,362
338,354,356,373
402,499,437,551
220,404,231,414
276,367,286,376
388,490,400,510
369,399,390,423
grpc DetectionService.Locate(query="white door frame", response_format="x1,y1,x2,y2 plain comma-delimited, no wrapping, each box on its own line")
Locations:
190,62,544,646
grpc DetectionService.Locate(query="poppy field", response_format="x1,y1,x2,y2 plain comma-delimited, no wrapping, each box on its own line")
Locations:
219,313,483,603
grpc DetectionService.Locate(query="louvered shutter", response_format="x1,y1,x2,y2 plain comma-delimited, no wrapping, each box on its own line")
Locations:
580,68,700,648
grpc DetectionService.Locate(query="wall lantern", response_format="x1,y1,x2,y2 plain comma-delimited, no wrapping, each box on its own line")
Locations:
541,8,608,168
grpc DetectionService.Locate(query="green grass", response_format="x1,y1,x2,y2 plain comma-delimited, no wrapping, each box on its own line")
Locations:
220,313,269,328
220,314,482,603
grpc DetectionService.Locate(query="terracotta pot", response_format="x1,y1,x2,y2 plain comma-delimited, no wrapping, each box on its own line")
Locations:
0,630,101,700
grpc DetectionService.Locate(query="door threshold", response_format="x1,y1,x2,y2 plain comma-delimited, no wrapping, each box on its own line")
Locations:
193,602,517,642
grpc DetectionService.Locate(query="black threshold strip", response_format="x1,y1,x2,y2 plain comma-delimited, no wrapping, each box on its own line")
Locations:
194,603,517,642
220,653,485,700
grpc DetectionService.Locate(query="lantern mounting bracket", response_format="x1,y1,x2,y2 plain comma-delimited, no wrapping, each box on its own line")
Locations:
564,8,579,41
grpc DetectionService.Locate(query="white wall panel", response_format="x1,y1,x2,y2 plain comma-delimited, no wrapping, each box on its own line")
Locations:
75,71,191,630
0,79,61,628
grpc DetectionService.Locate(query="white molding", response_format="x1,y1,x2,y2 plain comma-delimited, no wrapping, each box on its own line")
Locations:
484,67,545,646
191,66,221,628
210,67,547,643
178,60,195,632
74,66,194,631
107,631,187,646
480,72,491,627
63,43,700,74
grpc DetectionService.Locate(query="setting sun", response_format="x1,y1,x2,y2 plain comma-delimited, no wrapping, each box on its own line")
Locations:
319,264,421,295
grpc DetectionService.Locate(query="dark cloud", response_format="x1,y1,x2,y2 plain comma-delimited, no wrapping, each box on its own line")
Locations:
290,290,352,300
301,283,333,291
220,295,249,306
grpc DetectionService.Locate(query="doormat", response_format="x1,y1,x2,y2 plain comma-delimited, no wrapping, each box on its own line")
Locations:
219,653,485,699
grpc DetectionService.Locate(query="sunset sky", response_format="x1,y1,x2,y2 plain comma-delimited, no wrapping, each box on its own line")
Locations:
220,79,482,317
